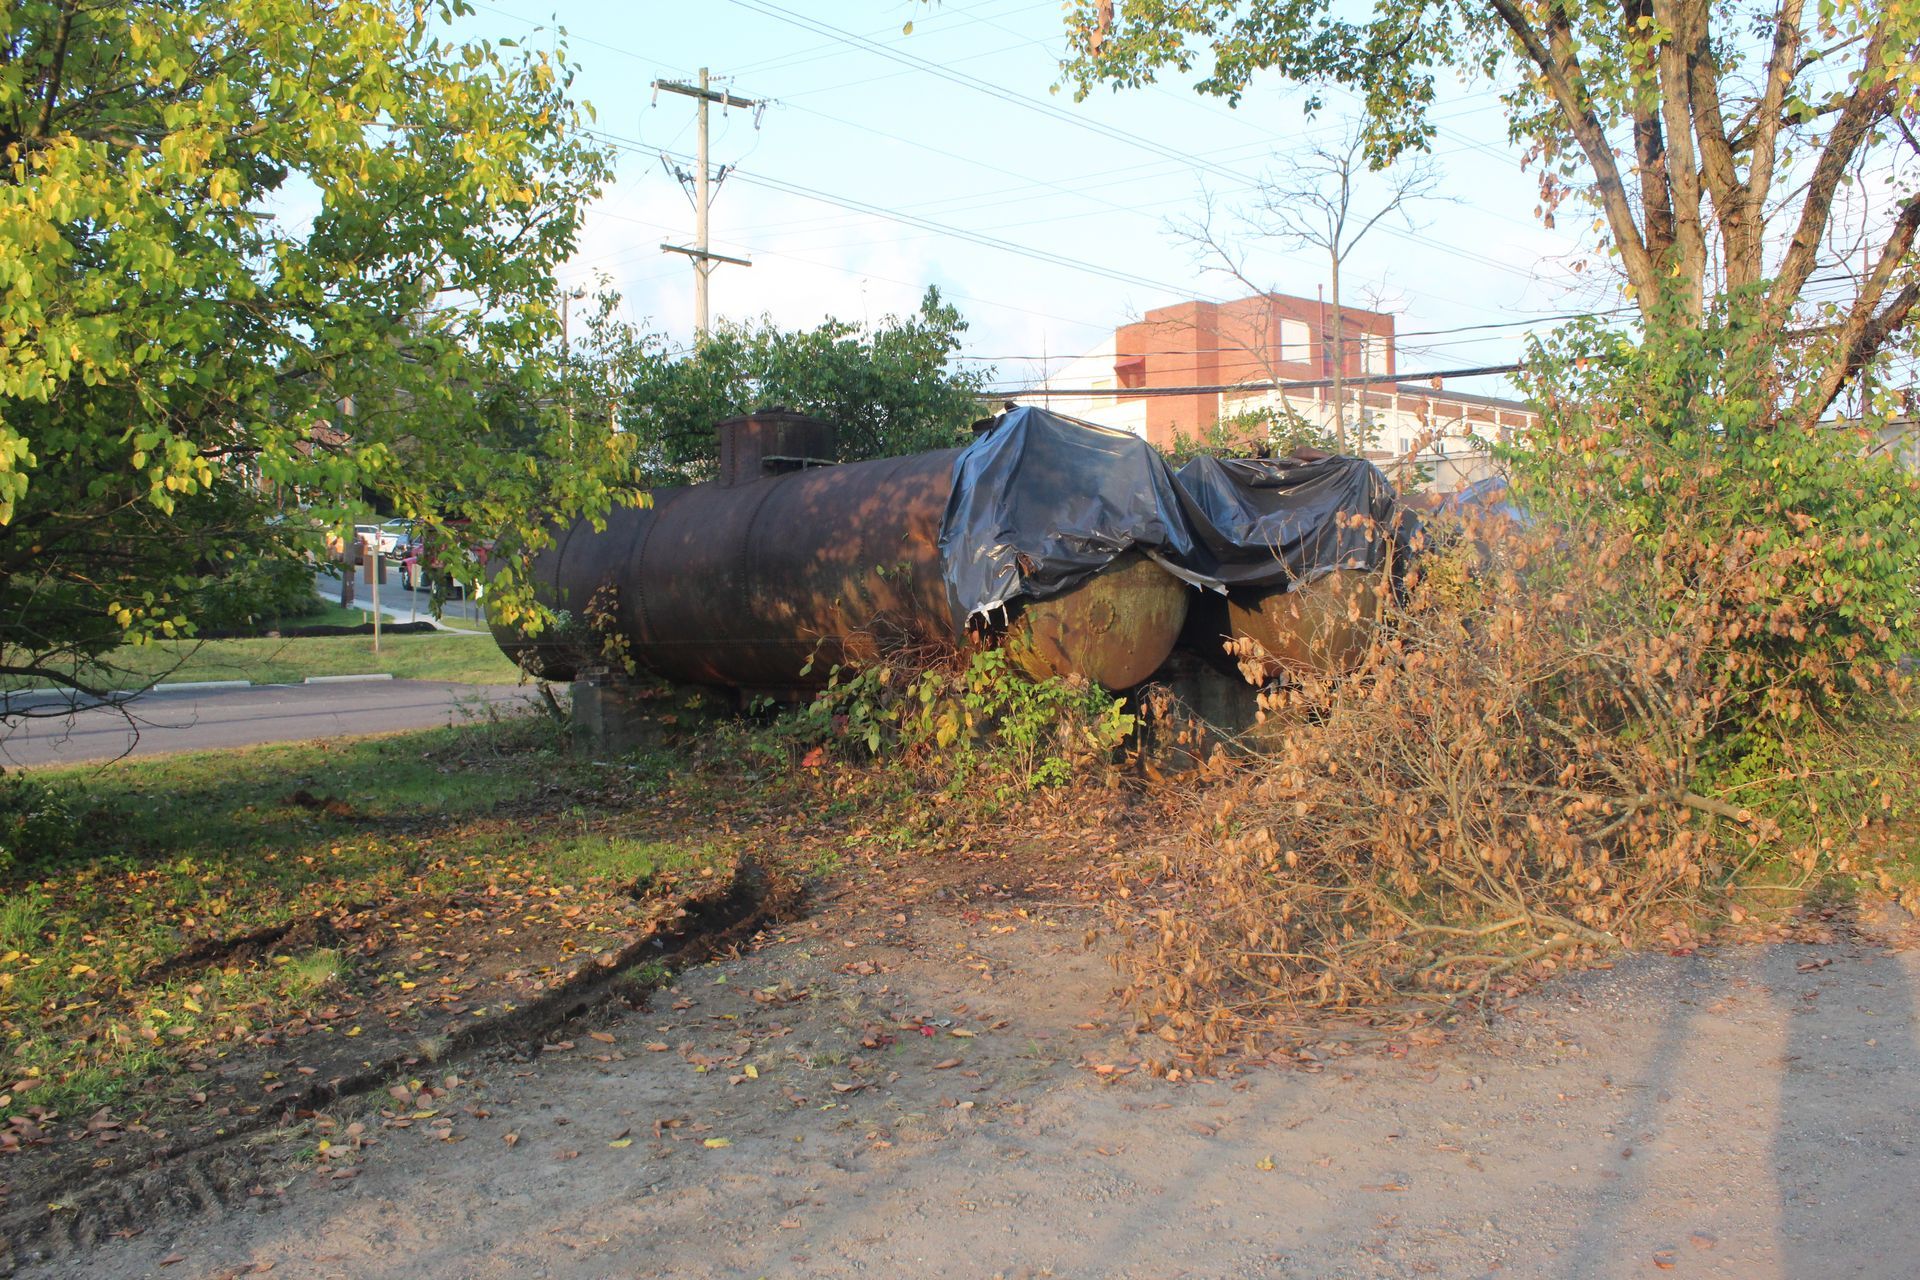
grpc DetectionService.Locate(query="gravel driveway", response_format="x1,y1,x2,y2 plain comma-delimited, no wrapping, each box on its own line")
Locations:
51,870,1920,1280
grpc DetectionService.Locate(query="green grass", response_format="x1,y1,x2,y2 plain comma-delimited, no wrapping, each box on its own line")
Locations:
302,592,492,634
0,685,994,1123
279,949,342,998
275,601,373,629
0,717,588,1114
433,611,491,634
548,833,714,884
0,713,768,1121
0,890,47,951
1,630,521,692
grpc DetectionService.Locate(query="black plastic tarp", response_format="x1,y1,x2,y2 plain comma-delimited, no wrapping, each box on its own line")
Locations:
1171,452,1415,589
937,406,1416,620
1430,474,1531,527
937,406,1204,617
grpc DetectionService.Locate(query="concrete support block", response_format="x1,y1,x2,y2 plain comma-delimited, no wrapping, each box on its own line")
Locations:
569,672,726,757
1128,650,1270,767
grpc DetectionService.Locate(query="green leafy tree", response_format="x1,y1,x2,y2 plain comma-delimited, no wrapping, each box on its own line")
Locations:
1513,292,1920,716
622,288,991,481
1062,0,1920,424
0,1,628,698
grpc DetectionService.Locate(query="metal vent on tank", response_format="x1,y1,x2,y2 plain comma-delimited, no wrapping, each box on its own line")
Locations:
715,410,838,487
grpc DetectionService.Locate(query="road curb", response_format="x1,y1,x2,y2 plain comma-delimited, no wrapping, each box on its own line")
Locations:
4,680,257,704
0,692,93,711
5,674,402,706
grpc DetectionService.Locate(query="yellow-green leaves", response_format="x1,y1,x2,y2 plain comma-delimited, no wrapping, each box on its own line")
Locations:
0,0,622,688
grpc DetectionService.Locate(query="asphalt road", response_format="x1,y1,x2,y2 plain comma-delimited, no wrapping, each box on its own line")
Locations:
0,680,540,769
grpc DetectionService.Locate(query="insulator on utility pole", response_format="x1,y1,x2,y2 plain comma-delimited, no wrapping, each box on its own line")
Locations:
653,68,761,341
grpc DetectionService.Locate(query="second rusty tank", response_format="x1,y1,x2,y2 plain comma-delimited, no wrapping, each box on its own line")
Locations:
1221,565,1391,682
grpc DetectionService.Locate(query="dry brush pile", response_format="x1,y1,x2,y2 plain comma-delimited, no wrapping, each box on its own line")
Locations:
1113,499,1915,1061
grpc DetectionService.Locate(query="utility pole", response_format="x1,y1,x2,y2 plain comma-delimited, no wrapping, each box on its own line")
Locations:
559,285,585,445
559,286,585,357
654,68,759,339
370,537,380,654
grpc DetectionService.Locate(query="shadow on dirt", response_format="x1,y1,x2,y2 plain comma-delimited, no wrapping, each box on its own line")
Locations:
0,859,802,1274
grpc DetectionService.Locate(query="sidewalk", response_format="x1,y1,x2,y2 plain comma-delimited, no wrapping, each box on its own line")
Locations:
313,568,487,631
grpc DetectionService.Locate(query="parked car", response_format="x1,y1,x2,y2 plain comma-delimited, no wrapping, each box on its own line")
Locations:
352,522,403,556
392,523,427,588
401,520,489,601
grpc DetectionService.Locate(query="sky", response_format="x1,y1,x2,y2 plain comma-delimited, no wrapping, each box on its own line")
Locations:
458,0,1627,400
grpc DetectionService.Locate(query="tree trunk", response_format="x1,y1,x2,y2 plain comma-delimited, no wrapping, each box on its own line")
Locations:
1330,250,1346,455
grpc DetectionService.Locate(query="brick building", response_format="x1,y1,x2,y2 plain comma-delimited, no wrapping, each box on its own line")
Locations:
1033,292,1538,478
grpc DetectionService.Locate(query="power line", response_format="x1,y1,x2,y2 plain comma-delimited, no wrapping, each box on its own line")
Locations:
592,128,1567,336
484,0,1583,330
722,166,1224,300
949,307,1639,361
693,130,1274,243
720,0,1562,292
478,1,1616,348
583,202,1115,335
731,0,1054,78
984,363,1529,398
771,98,1240,235
722,0,1263,181
586,128,1230,302
941,262,1871,366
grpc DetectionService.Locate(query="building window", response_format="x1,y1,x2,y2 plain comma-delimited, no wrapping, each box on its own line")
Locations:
1278,318,1309,365
1361,333,1390,375
1115,356,1146,390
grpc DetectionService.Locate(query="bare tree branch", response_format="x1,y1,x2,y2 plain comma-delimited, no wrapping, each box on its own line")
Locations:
1804,191,1920,418
1234,126,1443,451
1767,21,1894,318
1485,0,1659,302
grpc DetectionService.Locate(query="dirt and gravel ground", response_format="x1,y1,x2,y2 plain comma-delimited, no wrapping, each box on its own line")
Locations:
26,839,1918,1280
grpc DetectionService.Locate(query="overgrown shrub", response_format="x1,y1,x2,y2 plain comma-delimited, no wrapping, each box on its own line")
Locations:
1116,521,1731,1050
191,553,323,633
1514,296,1920,746
1111,300,1920,1058
1161,407,1337,465
517,586,634,679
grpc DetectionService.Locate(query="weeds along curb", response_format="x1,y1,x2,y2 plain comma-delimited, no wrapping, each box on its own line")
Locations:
0,858,803,1273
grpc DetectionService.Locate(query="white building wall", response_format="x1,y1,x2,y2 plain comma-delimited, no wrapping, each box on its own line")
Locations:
1032,338,1150,439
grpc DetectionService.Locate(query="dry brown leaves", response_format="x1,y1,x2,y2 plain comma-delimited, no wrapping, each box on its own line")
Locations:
1109,514,1811,1064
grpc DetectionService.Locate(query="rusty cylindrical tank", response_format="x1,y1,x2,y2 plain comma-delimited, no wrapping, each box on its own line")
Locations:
494,412,1190,693
1001,553,1192,690
1221,564,1390,683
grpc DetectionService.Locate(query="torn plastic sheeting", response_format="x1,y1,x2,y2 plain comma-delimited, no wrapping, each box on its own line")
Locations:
1171,453,1417,592
1431,473,1532,527
937,407,1214,620
937,406,1417,621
